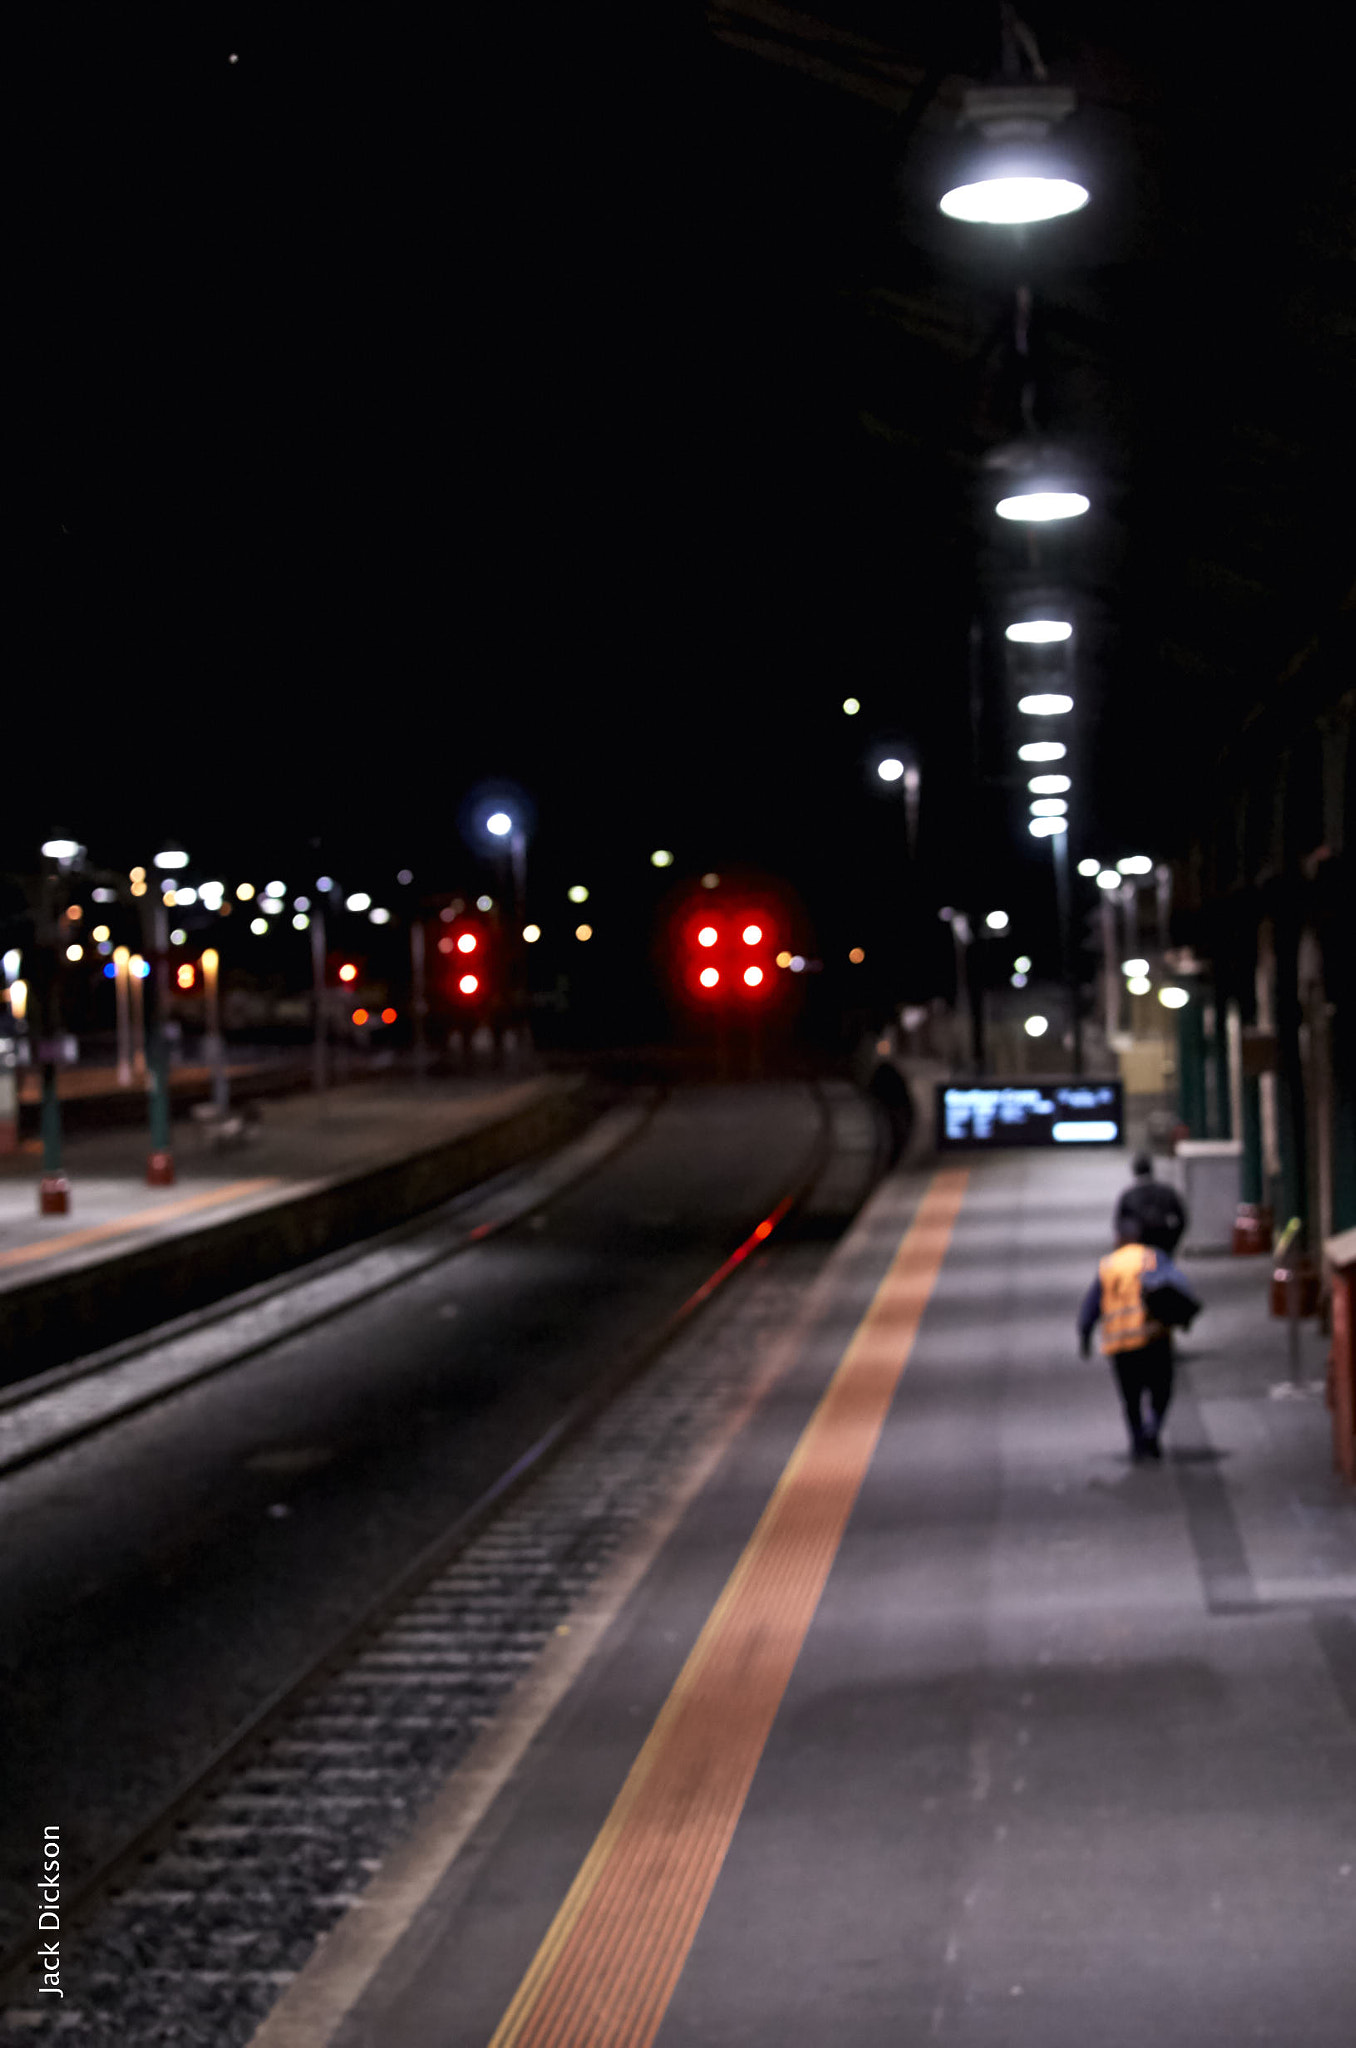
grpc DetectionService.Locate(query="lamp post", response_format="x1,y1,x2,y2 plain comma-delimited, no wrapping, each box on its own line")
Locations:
112,945,134,1087
486,806,531,1067
201,947,228,1115
145,839,189,1185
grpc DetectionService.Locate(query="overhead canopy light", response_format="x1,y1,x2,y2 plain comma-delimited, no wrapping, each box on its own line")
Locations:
985,439,1090,523
1006,619,1072,643
940,86,1089,226
1017,693,1073,715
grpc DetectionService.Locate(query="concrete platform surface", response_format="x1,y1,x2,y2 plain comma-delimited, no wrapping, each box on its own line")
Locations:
0,1076,564,1279
260,1146,1355,2048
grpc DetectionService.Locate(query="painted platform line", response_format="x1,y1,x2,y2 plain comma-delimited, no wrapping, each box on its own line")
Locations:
491,1167,969,2048
0,1178,286,1269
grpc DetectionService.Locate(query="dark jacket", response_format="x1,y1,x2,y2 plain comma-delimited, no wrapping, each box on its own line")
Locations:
1113,1176,1186,1255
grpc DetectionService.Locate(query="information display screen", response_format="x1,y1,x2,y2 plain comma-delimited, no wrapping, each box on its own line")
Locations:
937,1080,1123,1150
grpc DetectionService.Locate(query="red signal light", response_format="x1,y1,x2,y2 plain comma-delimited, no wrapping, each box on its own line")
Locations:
458,973,479,995
742,924,763,946
699,966,719,989
352,1007,369,1025
697,926,718,948
457,932,477,954
176,963,195,990
743,965,763,987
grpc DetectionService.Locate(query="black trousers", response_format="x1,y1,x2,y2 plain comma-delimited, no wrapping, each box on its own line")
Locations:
1111,1336,1174,1444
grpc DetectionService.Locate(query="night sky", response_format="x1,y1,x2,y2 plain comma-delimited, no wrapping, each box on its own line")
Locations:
22,9,1352,1014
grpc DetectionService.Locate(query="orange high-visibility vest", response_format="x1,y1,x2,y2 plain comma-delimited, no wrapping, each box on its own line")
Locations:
1098,1243,1165,1354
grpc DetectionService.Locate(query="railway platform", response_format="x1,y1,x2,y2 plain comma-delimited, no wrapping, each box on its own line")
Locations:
0,1072,588,1381
251,1146,1354,2048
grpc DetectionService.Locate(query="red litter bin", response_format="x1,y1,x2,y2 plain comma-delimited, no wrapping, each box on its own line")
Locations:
1324,1229,1356,1486
1233,1202,1273,1254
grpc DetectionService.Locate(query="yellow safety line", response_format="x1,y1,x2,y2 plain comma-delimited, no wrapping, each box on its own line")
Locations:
490,1167,969,2048
0,1179,286,1270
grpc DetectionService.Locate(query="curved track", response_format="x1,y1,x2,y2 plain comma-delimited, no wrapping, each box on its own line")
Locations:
0,1080,876,2004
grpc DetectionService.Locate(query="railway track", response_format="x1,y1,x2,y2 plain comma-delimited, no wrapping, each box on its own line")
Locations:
1,1080,880,2043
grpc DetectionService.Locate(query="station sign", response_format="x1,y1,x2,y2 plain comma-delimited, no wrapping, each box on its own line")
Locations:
936,1080,1123,1150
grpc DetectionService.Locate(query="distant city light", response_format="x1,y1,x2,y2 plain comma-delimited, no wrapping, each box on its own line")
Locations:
316,875,334,892
65,944,83,963
1159,987,1189,1009
397,869,413,885
996,491,1090,522
1014,956,1032,973
1117,856,1153,875
476,895,493,911
170,928,187,946
1077,858,1100,877
162,890,178,907
292,896,309,912
575,924,593,942
1028,774,1071,794
381,1008,397,1024
457,933,477,954
154,846,190,869
878,758,905,782
1018,741,1066,762
199,882,225,908
1029,818,1067,837
985,910,1010,931
701,873,720,890
842,697,860,716
92,888,117,903
486,812,512,837
523,924,541,943
776,951,792,969
1122,958,1149,978
237,882,255,900
369,908,391,924
700,967,719,988
293,913,310,930
744,965,763,987
567,885,589,904
338,964,357,983
1096,870,1121,890
1006,620,1072,643
650,850,673,868
265,880,285,897
1024,1014,1049,1037
346,892,371,913
742,924,763,946
849,947,865,963
1011,972,1028,988
789,955,806,973
42,839,81,860
1127,977,1152,996
92,925,110,943
176,963,194,989
459,974,478,995
132,957,150,979
103,961,117,979
250,918,268,935
352,1008,370,1025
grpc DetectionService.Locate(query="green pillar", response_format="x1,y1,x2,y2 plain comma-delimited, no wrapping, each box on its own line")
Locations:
40,1061,63,1173
1240,1072,1264,1202
1210,995,1231,1139
1177,987,1208,1137
1273,908,1307,1239
1332,990,1356,1234
147,1024,172,1154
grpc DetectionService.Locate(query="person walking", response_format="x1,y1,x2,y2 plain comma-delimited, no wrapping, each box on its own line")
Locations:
1114,1150,1187,1255
1078,1225,1200,1460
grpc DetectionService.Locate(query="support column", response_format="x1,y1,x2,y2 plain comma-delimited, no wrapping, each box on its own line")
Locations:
1177,982,1208,1137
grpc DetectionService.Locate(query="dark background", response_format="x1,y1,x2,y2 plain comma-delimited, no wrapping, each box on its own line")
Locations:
20,6,1354,1027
